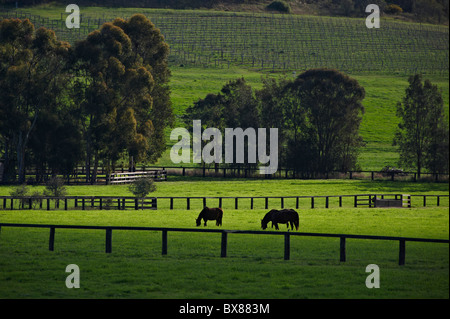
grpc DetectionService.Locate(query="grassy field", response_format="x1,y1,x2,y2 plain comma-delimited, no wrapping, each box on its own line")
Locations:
0,5,448,300
0,180,448,299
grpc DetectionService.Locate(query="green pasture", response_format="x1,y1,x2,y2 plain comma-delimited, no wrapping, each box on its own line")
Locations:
0,180,448,298
162,66,449,170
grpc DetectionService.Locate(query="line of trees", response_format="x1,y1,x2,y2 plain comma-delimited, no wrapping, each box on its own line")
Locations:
0,15,174,183
184,70,449,176
184,69,366,173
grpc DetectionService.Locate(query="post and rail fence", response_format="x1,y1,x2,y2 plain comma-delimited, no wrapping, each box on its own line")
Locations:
1,163,448,185
0,194,447,211
0,223,448,266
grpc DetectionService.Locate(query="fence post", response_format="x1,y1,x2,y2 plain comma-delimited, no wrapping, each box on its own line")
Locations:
399,239,406,266
203,197,207,208
296,197,299,209
284,233,290,260
325,196,329,208
187,198,190,210
170,198,174,210
250,197,254,209
265,197,268,209
340,237,346,262
105,228,112,253
354,195,357,208
281,197,284,209
221,231,228,258
219,197,222,208
162,230,168,255
339,196,342,207
311,197,314,209
235,198,238,209
49,227,55,251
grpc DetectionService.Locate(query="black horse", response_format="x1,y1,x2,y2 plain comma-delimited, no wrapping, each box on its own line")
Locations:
261,209,299,231
196,207,223,227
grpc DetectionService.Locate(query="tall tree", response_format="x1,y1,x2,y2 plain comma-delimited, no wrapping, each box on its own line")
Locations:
289,69,366,173
73,14,173,182
0,18,70,183
394,74,449,176
184,78,260,166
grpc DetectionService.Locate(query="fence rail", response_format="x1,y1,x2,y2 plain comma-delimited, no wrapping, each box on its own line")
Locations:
160,166,449,182
0,194,448,211
2,163,448,185
109,170,167,183
0,196,157,210
157,194,446,210
0,223,448,265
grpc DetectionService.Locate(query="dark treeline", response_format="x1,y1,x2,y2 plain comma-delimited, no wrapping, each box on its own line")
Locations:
183,70,449,176
184,69,366,174
0,15,174,184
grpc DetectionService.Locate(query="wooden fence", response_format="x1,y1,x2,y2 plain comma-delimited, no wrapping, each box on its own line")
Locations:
157,194,447,210
109,170,167,183
3,164,448,185
0,223,448,265
0,194,447,211
0,196,157,210
161,165,449,182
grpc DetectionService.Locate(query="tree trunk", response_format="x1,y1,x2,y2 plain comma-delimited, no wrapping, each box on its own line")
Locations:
17,132,26,184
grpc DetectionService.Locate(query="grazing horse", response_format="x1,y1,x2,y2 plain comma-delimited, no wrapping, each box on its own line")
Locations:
196,207,223,227
261,209,299,231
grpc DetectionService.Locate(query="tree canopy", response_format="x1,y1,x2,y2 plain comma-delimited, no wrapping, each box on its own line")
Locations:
394,74,449,176
0,15,173,183
184,69,366,173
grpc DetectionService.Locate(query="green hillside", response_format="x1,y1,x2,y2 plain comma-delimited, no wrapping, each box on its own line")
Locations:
2,6,448,75
1,5,448,170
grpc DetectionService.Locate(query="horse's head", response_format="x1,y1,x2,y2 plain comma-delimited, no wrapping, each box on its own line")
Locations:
195,218,201,226
261,219,268,230
261,211,274,230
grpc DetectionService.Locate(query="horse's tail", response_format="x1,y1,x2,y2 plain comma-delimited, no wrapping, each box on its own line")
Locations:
293,211,299,231
217,208,223,226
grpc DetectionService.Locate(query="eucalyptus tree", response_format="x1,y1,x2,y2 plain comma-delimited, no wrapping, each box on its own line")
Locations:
0,18,71,183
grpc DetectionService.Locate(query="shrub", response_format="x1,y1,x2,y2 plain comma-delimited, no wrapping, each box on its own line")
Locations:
128,177,157,209
10,184,30,207
44,176,67,197
385,4,403,15
266,1,291,13
10,184,29,198
128,177,157,198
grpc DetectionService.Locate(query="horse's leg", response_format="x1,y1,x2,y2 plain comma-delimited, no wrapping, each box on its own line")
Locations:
204,219,207,226
274,223,279,230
